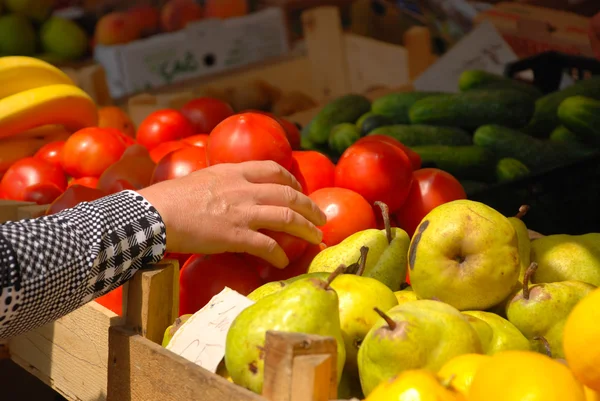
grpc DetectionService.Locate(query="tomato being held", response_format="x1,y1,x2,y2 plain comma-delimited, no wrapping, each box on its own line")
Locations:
151,146,208,184
61,127,127,178
97,144,156,193
179,253,263,315
358,134,421,170
180,97,234,133
290,150,335,195
1,157,67,201
395,168,467,237
334,140,413,213
136,109,195,151
309,187,377,246
207,112,293,170
34,141,66,169
149,140,191,163
251,241,327,283
182,133,210,148
243,110,302,150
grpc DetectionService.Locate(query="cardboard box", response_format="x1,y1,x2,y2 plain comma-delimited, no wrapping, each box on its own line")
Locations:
474,2,593,58
94,7,290,99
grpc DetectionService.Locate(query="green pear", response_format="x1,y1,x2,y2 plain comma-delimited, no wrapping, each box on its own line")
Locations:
506,263,597,358
246,281,286,302
40,16,88,61
357,299,482,396
161,314,193,347
531,233,600,287
462,310,530,354
330,271,398,377
308,201,410,291
225,268,347,394
408,199,520,311
394,286,418,304
0,14,36,56
508,205,531,282
5,0,55,22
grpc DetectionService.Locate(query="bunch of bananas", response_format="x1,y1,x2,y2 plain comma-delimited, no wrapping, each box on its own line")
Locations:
0,56,98,174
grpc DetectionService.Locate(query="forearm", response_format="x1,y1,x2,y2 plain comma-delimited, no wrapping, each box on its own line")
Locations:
0,190,166,340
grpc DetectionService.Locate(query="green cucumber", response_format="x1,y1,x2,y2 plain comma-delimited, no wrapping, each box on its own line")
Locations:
412,145,497,182
371,91,444,124
368,125,471,147
307,94,371,144
328,123,361,156
557,95,600,147
408,89,535,130
496,158,530,183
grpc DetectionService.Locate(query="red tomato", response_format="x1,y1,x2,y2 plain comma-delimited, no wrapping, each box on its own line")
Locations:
244,229,309,271
182,133,210,148
179,253,263,315
359,134,422,170
136,109,195,151
68,176,99,189
243,110,302,150
149,140,191,163
309,187,377,246
105,179,136,194
1,157,67,201
22,183,63,205
251,242,327,283
207,112,293,170
334,140,413,213
34,141,66,168
180,97,234,134
95,286,123,316
289,150,335,195
46,185,108,215
395,168,466,237
61,127,127,178
151,146,208,184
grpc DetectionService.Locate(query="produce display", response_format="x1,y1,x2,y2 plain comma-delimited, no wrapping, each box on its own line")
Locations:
301,70,600,194
1,53,600,400
94,0,249,46
0,1,89,62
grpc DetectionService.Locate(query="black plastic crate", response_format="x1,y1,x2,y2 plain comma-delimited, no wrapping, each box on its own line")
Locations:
468,52,600,235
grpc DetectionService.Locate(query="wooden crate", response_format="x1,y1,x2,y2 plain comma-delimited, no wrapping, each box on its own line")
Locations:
57,61,113,107
124,5,436,127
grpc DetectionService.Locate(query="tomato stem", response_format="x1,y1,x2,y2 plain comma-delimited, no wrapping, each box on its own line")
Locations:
375,201,393,244
374,307,396,330
515,205,530,220
522,262,538,300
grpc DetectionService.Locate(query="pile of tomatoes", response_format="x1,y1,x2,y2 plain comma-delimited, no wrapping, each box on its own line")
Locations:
0,96,468,317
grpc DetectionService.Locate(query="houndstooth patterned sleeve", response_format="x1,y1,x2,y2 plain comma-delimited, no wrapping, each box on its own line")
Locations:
0,190,167,340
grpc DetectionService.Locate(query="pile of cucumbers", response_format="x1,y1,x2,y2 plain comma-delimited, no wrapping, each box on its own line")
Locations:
300,69,600,193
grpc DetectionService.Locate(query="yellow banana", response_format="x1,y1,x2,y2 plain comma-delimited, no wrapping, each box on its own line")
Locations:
0,84,98,139
18,124,72,139
0,56,76,99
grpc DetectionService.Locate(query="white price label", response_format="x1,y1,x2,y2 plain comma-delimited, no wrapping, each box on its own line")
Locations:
166,287,255,373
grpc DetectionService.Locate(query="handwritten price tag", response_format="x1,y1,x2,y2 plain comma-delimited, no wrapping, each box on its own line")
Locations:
413,21,518,93
166,287,255,373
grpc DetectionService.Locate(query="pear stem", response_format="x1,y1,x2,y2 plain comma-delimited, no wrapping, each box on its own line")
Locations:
533,336,552,358
374,307,397,330
325,264,346,289
375,201,393,244
522,262,538,300
440,374,456,389
355,246,369,277
515,205,530,220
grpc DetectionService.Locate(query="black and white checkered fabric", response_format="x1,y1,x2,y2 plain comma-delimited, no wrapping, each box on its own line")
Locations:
0,190,166,340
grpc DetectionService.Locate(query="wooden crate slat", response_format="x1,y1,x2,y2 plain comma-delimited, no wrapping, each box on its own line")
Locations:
8,302,123,401
107,325,266,401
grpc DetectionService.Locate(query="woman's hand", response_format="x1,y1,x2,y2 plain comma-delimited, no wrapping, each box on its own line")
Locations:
138,160,327,268
591,11,600,60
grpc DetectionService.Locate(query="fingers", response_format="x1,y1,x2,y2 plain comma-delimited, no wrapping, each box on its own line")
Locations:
243,231,290,269
253,183,327,226
249,205,323,245
241,160,303,192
